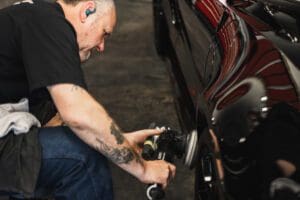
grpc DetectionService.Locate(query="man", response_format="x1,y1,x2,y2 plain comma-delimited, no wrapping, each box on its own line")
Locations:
0,0,176,199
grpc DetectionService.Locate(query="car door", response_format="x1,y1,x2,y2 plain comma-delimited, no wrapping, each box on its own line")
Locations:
161,0,180,48
171,0,222,108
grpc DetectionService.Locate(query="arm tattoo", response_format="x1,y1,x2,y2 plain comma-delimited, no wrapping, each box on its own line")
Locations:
110,122,125,144
95,138,142,165
132,147,142,164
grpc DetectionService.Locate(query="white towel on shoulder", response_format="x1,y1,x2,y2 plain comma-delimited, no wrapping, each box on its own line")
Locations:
0,98,41,138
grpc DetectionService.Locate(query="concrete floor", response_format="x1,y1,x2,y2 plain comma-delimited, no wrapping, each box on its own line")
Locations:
0,0,194,199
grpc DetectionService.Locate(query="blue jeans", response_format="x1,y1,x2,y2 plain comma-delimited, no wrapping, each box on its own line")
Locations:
11,126,113,200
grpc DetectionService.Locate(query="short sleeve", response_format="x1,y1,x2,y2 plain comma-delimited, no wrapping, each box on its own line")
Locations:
20,15,87,92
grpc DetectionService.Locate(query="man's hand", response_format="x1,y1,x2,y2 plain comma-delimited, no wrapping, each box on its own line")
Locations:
123,128,176,188
140,160,176,189
124,128,165,154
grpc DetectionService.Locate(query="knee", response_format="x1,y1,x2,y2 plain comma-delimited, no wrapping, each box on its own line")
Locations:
38,126,113,198
39,126,111,169
39,126,103,161
74,145,113,200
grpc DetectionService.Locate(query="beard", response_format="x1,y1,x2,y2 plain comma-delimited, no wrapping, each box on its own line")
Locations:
79,50,91,62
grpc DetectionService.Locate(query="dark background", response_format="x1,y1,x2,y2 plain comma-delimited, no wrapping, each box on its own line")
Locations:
0,0,194,199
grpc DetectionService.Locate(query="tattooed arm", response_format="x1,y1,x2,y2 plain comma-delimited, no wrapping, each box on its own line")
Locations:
47,83,175,187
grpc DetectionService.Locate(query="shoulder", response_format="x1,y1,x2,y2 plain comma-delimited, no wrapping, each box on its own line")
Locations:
7,0,76,41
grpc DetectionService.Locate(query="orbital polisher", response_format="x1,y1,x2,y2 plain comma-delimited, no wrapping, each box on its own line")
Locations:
142,125,199,200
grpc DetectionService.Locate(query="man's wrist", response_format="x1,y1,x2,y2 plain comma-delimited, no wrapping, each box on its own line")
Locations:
132,157,146,181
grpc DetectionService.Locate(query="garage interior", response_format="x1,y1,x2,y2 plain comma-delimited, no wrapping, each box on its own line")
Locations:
0,0,194,199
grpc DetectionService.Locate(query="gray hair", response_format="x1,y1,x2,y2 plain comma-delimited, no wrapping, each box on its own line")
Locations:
94,0,115,17
60,0,115,15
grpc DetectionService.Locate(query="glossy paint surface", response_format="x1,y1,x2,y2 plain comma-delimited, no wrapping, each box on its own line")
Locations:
155,0,300,199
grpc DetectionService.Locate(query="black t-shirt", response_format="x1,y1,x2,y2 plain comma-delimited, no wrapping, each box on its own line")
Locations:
0,0,86,124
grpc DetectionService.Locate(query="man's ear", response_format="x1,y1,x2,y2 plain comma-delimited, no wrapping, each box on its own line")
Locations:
79,0,96,23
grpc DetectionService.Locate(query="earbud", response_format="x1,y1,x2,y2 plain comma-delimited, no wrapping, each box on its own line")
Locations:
86,8,96,17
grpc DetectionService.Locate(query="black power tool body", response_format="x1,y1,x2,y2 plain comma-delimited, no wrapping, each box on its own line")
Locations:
142,126,199,200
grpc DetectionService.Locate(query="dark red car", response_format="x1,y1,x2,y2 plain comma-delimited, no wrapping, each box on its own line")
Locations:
153,0,300,199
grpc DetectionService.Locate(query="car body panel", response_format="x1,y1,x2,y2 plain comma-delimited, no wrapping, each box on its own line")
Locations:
155,0,300,199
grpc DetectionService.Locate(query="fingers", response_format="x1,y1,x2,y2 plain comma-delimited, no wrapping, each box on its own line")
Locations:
161,163,176,189
128,128,165,144
143,127,165,138
168,163,176,179
139,127,166,136
142,160,177,190
161,164,170,189
125,127,167,145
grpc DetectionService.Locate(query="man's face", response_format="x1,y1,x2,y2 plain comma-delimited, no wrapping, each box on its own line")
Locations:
77,8,116,62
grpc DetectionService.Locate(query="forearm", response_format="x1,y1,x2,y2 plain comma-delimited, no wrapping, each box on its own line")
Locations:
68,110,145,179
48,84,145,179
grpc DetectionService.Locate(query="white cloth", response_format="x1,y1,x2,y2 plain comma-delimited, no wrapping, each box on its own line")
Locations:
0,98,41,138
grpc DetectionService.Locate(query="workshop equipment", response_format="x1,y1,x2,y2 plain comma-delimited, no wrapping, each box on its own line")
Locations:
142,126,198,200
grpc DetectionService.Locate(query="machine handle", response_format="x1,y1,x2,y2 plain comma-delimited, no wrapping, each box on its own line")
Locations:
146,183,165,200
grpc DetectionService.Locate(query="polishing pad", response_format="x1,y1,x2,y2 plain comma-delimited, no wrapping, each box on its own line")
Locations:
184,130,199,168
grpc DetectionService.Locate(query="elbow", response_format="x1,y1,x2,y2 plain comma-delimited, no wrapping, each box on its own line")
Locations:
60,110,89,130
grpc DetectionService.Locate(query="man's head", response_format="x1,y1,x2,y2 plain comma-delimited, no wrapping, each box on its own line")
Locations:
57,0,116,62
